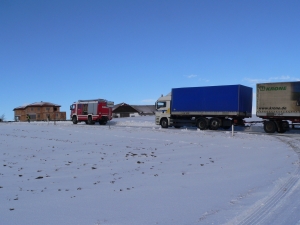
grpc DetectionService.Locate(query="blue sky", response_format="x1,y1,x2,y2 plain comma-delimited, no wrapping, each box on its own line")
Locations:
1,0,300,120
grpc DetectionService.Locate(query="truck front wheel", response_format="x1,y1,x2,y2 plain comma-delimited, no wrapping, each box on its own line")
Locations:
161,118,168,128
264,121,276,133
72,116,78,124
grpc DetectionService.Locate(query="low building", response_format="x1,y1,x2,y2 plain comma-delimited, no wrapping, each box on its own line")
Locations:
112,103,156,118
13,101,66,122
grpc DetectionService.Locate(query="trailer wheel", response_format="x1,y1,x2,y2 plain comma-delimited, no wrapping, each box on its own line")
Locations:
197,118,208,130
264,121,276,133
88,116,93,125
209,118,220,130
277,121,289,133
161,118,168,128
281,121,289,132
72,116,78,124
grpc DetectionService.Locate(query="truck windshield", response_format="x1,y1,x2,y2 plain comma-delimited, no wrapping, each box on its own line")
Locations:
157,101,166,109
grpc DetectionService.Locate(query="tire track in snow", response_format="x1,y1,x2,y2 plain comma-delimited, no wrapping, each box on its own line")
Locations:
227,136,300,225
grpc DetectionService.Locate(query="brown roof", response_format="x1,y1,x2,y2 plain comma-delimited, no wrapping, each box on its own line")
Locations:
13,102,61,111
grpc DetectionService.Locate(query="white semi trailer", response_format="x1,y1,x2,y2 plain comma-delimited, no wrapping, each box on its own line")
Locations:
257,81,300,133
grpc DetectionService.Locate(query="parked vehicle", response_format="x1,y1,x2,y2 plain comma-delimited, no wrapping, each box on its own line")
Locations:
257,81,300,133
155,85,252,130
70,99,114,125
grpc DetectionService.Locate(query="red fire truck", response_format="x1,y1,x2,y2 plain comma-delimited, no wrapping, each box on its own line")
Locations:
70,99,114,125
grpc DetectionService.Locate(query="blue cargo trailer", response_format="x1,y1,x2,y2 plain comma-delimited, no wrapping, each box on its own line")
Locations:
171,85,252,116
155,85,252,129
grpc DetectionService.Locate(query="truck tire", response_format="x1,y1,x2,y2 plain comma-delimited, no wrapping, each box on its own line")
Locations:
209,118,220,130
99,120,107,125
88,116,93,125
197,118,208,130
264,121,276,133
161,118,168,128
72,116,78,124
277,121,289,133
282,121,289,131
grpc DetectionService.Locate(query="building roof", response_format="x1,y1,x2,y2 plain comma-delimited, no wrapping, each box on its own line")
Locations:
13,102,61,111
113,103,156,114
131,105,156,114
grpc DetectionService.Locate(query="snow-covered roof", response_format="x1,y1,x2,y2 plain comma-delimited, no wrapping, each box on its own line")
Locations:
131,105,156,114
112,103,155,114
13,101,61,111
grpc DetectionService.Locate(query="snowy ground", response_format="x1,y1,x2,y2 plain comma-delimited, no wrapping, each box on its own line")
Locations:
1,116,300,225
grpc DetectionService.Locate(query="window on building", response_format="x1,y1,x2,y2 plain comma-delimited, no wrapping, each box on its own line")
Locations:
30,114,36,120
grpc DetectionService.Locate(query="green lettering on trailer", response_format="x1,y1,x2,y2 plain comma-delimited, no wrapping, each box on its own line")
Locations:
259,86,286,91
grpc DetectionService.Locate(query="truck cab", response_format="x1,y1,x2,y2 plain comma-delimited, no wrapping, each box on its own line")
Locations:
155,93,171,127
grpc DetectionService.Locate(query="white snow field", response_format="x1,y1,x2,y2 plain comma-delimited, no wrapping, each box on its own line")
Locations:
1,116,300,225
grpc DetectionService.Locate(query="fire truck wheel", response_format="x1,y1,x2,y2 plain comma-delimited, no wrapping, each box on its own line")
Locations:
99,120,107,125
72,116,78,124
88,116,93,125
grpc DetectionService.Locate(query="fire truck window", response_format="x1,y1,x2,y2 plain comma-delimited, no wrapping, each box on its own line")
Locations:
78,104,82,109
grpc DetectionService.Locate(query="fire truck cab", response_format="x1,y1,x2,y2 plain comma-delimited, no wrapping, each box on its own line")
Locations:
70,99,114,125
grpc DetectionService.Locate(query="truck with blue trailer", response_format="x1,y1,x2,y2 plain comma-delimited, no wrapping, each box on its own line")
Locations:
155,85,253,130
